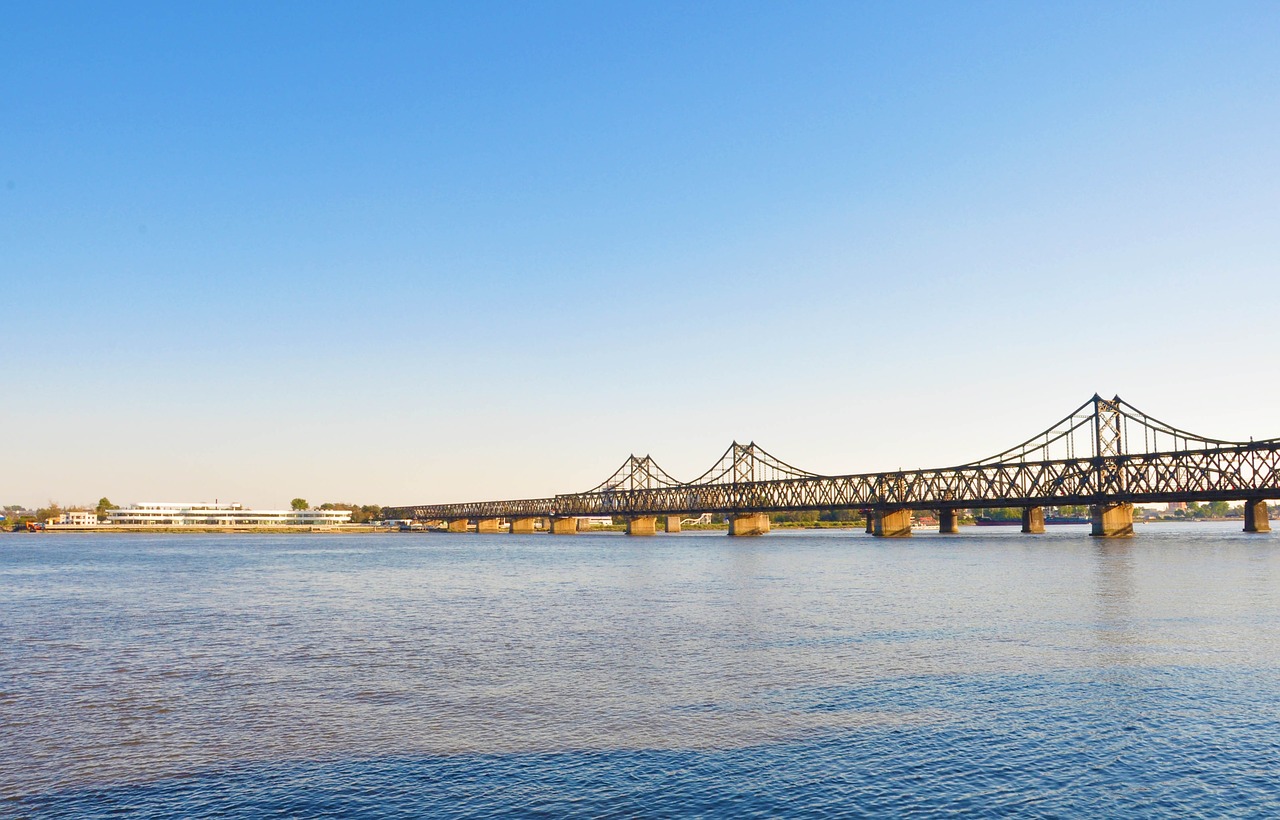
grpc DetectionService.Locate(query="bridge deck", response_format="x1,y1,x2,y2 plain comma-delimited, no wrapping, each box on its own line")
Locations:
383,396,1280,523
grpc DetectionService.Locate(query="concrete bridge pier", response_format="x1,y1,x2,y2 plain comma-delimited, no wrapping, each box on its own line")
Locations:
873,509,913,537
729,513,770,536
509,517,537,534
939,509,960,534
447,519,469,533
1090,503,1134,537
475,518,500,534
664,515,681,533
1021,507,1046,534
626,516,658,536
865,511,874,534
1244,499,1271,533
550,517,579,535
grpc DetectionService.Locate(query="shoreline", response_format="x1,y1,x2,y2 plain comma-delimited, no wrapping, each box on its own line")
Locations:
9,525,392,534
7,518,1259,535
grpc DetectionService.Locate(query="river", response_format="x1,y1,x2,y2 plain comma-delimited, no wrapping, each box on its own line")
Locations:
3,524,1279,816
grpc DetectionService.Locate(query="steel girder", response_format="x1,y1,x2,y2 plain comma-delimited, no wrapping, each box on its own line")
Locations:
380,395,1280,522
382,443,1280,521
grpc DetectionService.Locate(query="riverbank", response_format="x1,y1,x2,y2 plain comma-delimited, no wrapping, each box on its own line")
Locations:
9,524,392,534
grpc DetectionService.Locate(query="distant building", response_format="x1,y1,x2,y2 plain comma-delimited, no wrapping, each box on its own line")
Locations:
51,510,99,526
105,502,352,526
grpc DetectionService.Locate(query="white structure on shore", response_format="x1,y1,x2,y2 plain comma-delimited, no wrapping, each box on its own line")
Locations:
105,502,352,527
52,510,100,526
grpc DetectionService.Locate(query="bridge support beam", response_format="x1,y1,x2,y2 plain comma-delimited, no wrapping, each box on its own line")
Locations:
1021,507,1046,534
1090,503,1134,538
550,517,579,535
1244,499,1271,533
447,519,469,533
626,516,658,536
939,509,960,534
728,513,770,536
475,518,499,534
873,509,913,537
865,511,874,534
509,517,536,534
664,515,681,533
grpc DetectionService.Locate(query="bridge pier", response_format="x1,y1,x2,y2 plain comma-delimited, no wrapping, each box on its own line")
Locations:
1090,503,1134,537
626,516,658,536
1244,499,1271,533
865,511,874,534
475,518,500,534
664,515,681,533
939,509,960,534
728,513,770,536
550,517,579,535
509,517,537,534
1021,507,1045,534
873,509,913,537
447,519,469,533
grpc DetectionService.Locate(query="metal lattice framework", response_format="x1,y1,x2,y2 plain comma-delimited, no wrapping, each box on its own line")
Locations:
383,395,1280,521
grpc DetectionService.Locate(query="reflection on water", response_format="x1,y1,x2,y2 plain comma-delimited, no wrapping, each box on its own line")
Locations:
4,524,1280,816
1092,540,1137,651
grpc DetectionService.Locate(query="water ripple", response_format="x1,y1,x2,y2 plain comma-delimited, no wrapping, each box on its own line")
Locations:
3,525,1280,816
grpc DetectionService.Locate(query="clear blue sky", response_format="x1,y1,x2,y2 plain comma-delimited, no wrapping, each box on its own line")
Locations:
4,2,1279,508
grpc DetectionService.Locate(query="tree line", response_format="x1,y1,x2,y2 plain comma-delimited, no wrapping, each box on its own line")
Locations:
6,498,387,527
290,499,384,523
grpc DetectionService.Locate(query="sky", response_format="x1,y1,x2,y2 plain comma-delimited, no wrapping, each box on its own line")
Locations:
3,1,1279,509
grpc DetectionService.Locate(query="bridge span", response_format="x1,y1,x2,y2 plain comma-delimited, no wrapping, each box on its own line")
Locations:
382,395,1280,538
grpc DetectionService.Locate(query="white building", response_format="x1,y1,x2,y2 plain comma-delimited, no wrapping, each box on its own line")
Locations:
51,510,100,526
105,502,352,527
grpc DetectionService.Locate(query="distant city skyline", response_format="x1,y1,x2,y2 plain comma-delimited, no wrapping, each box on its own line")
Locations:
4,2,1279,508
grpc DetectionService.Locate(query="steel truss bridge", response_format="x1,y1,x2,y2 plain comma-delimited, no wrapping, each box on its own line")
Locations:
383,395,1280,535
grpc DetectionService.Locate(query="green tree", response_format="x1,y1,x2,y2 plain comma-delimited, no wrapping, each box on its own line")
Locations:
1206,500,1231,518
314,502,383,523
290,498,309,511
771,511,819,524
96,497,118,518
35,502,63,523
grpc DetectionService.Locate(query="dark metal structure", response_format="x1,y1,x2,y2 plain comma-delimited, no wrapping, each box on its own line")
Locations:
382,395,1280,522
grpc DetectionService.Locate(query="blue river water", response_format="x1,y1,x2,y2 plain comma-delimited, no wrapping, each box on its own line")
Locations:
3,524,1280,817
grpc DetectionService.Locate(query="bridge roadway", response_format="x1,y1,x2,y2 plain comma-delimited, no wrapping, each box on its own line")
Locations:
382,396,1280,538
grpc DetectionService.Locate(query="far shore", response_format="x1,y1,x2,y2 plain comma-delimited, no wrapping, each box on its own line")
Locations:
9,524,392,534
8,517,1261,535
